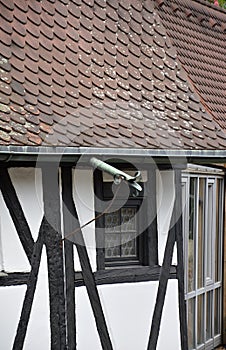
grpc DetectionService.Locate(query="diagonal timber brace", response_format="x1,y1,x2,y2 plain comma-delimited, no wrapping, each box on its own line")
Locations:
147,169,188,350
62,167,113,350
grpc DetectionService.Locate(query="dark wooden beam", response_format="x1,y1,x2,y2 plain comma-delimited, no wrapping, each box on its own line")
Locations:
175,169,188,350
146,167,158,265
0,273,29,286
0,168,34,263
94,169,105,270
147,170,179,350
12,219,44,350
75,265,177,287
62,167,113,350
61,168,76,350
42,165,66,350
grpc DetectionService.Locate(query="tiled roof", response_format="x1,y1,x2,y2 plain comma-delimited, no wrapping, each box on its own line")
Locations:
157,0,226,130
0,0,226,150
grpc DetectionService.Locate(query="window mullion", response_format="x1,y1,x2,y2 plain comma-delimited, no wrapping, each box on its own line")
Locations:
119,209,122,258
194,177,199,349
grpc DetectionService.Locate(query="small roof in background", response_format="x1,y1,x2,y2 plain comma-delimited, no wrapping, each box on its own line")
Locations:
157,0,226,131
0,0,226,152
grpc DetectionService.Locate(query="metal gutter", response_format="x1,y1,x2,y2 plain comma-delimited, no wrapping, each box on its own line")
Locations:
0,146,226,169
0,146,225,161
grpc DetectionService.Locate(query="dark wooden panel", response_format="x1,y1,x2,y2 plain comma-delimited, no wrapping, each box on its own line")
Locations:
147,170,179,350
0,273,29,286
62,167,113,350
94,169,105,270
13,219,44,350
175,169,188,350
75,265,177,287
61,168,76,350
42,165,66,350
0,168,34,263
145,167,158,266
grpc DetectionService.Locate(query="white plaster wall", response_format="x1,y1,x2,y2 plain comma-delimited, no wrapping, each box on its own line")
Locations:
157,170,177,265
0,168,50,348
0,248,50,350
0,219,4,271
0,285,26,349
23,246,50,349
0,168,43,272
76,280,181,350
76,285,102,349
157,280,181,350
72,168,96,271
9,168,44,241
0,191,30,272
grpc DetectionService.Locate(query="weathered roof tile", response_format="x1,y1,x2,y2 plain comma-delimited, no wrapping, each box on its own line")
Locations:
0,0,225,150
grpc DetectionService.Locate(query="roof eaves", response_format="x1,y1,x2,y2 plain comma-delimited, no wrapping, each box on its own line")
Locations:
0,146,225,163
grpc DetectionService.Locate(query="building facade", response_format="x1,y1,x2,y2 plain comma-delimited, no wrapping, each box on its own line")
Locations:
0,0,226,349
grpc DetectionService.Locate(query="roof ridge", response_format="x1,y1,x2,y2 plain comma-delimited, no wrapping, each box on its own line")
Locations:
156,0,226,15
185,0,226,14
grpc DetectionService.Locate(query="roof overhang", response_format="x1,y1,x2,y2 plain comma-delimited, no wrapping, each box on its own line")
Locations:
0,146,225,165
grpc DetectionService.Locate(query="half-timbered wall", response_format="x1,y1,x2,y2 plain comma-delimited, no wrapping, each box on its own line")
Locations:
72,168,96,272
157,170,177,266
0,166,181,350
0,168,50,349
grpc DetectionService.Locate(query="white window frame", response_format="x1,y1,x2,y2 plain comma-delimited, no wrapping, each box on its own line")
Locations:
182,165,224,350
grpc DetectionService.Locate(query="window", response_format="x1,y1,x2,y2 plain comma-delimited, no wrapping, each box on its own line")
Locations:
104,199,144,267
182,166,224,350
105,207,137,259
94,165,157,270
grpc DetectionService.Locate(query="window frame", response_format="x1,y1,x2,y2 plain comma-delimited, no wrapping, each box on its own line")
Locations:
94,165,158,271
182,167,224,350
103,195,147,268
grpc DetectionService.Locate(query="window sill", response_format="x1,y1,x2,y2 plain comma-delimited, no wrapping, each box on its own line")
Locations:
75,265,177,287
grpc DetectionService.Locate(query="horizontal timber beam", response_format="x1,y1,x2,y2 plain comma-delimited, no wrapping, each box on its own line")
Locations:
75,265,177,287
0,265,178,288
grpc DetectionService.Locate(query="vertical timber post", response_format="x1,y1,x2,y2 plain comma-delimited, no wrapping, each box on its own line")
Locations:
62,167,76,349
42,164,67,350
175,168,188,350
146,166,158,266
94,169,105,270
147,166,188,350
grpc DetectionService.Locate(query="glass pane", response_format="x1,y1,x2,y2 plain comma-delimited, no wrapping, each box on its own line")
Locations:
105,234,120,258
121,233,136,257
198,178,205,289
215,179,222,282
207,184,214,281
105,211,120,232
197,294,204,345
187,298,195,350
214,288,221,336
121,207,136,232
188,178,196,292
206,291,213,341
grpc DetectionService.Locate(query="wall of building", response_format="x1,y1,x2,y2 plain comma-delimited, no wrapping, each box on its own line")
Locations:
76,280,180,350
0,168,50,349
157,170,177,265
0,167,181,350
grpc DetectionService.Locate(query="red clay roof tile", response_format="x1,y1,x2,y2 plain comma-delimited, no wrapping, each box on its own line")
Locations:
0,0,225,151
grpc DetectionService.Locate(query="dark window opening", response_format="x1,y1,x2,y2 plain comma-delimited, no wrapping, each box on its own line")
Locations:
104,201,144,268
94,164,158,270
